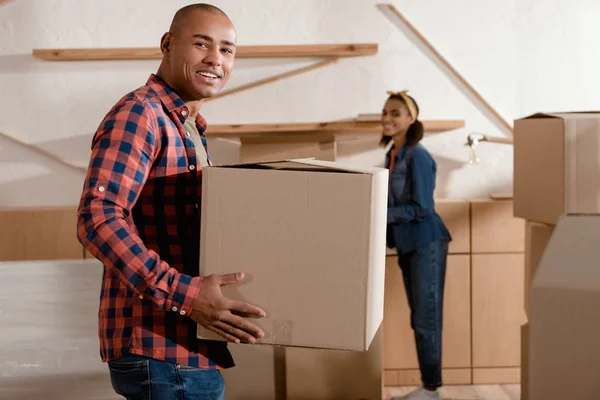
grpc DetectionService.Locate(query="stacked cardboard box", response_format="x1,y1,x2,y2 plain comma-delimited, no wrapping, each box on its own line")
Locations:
514,112,600,399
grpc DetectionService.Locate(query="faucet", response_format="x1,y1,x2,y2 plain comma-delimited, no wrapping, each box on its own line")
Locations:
465,133,513,164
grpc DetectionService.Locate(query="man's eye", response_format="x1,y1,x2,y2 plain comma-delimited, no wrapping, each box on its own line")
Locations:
195,42,207,48
221,48,233,54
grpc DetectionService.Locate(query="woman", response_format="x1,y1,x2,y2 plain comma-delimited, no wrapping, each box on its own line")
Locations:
383,90,452,400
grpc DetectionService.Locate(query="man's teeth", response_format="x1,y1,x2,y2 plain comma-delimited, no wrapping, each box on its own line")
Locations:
199,72,218,79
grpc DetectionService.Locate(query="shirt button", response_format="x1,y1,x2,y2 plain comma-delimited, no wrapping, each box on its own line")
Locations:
98,185,105,192
181,110,187,116
139,295,144,300
179,310,186,316
186,131,191,137
189,165,195,171
172,306,178,312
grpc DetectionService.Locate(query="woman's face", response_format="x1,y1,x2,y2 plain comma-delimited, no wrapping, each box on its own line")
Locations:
381,98,413,137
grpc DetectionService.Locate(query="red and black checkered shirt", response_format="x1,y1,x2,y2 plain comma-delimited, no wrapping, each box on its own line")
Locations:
77,74,233,369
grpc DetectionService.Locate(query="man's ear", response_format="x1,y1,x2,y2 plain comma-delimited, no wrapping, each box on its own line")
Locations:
160,32,172,55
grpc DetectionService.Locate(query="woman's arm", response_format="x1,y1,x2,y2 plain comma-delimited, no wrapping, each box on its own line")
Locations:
387,147,435,224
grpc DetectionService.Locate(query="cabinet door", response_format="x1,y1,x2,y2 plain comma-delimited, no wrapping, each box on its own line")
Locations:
472,254,526,368
383,255,471,370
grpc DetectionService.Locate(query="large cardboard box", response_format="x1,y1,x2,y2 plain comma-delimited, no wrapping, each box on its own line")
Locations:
285,325,382,400
524,221,555,316
198,159,388,351
514,112,600,225
530,214,600,400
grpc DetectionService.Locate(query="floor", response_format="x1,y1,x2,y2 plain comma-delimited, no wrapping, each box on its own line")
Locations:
384,385,520,400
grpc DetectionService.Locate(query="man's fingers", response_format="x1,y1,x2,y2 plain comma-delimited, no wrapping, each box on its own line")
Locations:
229,300,266,318
214,321,257,344
217,272,244,286
206,325,241,344
221,313,265,339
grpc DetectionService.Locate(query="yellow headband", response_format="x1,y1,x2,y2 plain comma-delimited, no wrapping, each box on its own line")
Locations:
387,90,418,122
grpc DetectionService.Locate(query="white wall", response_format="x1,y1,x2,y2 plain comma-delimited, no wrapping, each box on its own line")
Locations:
1,0,598,206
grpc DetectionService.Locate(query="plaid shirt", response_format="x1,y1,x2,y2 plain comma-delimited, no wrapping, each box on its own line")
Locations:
77,74,233,369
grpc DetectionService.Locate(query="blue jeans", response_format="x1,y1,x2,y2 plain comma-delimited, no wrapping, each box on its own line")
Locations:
107,354,225,400
397,240,449,388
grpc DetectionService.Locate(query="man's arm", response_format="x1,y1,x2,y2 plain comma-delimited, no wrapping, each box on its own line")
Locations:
76,99,201,316
387,148,435,224
77,99,266,343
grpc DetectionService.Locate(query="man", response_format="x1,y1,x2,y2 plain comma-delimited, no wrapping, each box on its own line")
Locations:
76,4,265,399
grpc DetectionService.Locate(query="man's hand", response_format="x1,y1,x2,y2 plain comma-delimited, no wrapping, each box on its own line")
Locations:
191,272,266,344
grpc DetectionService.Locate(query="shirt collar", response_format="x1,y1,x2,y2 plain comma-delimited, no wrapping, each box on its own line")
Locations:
146,74,208,131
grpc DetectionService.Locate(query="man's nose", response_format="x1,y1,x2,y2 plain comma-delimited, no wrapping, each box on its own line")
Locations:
203,48,222,67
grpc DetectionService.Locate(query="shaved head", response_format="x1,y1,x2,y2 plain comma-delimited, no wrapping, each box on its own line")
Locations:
169,3,229,35
157,3,237,103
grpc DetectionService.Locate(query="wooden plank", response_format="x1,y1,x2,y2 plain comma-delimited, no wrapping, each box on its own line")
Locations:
32,43,378,61
0,207,84,261
209,58,339,101
377,3,513,136
472,368,521,385
472,254,526,368
384,368,471,386
206,119,465,137
0,130,87,173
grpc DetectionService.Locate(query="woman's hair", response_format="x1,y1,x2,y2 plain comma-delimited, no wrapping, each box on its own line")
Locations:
380,92,424,147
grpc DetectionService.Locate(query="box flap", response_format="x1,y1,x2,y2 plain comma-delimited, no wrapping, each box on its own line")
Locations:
211,158,387,175
517,111,600,121
289,158,388,175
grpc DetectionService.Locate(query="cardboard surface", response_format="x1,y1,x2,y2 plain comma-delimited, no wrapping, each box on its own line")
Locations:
514,112,600,225
471,199,525,253
521,323,530,400
198,159,388,351
221,345,284,400
524,221,555,316
285,325,382,400
530,214,600,400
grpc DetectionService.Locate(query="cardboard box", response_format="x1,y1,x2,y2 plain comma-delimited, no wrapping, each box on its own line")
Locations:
521,323,530,400
514,112,600,225
470,199,525,253
524,221,555,316
198,159,388,351
221,345,284,400
285,325,382,400
530,214,600,399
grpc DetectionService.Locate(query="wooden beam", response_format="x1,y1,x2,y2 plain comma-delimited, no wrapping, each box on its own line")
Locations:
0,131,87,173
32,44,378,61
206,119,465,137
208,58,339,101
376,3,513,136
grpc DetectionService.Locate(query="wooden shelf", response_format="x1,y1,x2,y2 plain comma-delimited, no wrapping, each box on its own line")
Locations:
32,43,378,61
206,119,465,137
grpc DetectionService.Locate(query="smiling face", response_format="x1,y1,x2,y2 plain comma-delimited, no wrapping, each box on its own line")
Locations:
159,9,236,101
381,97,415,139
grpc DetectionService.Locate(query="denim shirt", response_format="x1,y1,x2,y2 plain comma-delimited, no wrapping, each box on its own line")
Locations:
386,142,452,254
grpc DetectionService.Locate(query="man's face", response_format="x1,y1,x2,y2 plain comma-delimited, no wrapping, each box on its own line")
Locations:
161,10,236,101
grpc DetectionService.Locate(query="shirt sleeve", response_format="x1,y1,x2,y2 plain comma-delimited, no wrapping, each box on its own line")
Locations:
76,99,201,317
387,148,435,224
